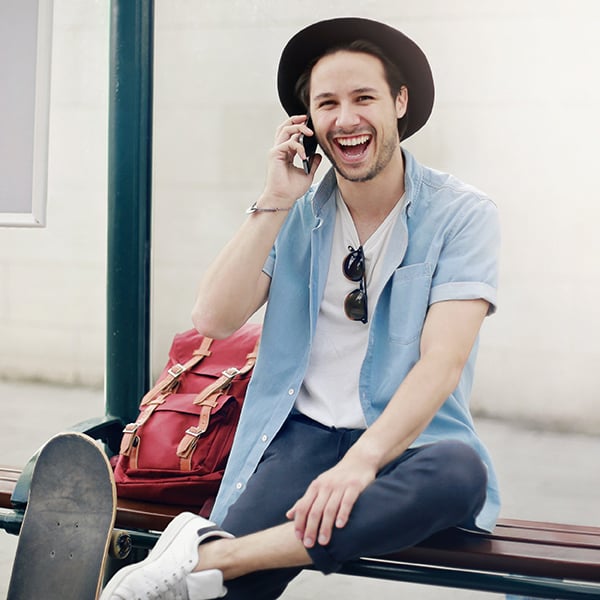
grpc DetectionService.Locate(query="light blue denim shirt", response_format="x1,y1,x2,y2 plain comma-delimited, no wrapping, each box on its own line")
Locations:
211,149,501,532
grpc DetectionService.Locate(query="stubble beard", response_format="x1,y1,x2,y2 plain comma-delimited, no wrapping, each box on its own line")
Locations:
321,127,400,183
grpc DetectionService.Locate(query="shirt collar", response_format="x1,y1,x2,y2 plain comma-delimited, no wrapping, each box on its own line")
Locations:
310,168,338,218
402,148,423,219
310,148,423,218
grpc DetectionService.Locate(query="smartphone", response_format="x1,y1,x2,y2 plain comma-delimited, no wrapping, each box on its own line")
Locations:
299,117,318,175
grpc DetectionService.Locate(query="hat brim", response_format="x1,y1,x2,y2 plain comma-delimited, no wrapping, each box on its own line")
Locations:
277,17,434,140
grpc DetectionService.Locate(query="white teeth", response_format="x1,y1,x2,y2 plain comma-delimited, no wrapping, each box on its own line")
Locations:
336,135,370,147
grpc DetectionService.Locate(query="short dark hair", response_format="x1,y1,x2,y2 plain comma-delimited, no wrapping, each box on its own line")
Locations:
294,39,409,139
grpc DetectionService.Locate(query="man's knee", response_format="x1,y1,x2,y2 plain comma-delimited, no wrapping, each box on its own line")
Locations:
428,440,488,514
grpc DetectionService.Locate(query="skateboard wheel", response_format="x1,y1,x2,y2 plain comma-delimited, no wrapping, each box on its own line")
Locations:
110,530,133,560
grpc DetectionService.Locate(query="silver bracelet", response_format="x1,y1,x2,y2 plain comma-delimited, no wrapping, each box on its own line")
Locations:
246,201,291,214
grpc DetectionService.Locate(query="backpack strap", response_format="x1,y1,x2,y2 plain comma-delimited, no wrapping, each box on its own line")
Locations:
119,336,214,458
176,339,260,471
140,336,214,406
192,338,259,406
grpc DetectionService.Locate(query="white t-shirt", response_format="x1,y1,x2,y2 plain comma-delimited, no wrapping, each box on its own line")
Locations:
294,190,405,428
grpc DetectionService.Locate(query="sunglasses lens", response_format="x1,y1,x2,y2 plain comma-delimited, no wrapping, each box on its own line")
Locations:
342,246,368,323
343,249,364,282
344,289,367,323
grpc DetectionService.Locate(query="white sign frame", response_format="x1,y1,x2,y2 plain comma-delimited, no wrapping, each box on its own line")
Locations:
0,0,53,227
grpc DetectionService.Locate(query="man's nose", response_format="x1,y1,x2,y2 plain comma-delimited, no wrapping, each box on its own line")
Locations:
335,103,361,129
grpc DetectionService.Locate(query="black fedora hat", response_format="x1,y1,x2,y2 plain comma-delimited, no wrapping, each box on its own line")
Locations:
277,17,435,140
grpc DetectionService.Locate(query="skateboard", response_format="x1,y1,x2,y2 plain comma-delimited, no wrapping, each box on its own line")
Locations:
7,432,117,600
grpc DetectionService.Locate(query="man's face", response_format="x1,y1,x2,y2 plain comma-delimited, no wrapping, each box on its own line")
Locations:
308,50,407,183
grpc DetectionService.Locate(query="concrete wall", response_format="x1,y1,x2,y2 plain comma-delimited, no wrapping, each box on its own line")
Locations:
1,0,599,432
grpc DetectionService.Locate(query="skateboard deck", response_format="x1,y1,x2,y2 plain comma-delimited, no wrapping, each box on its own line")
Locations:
8,432,116,600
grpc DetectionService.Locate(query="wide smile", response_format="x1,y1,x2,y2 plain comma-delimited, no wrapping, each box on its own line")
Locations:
332,134,372,163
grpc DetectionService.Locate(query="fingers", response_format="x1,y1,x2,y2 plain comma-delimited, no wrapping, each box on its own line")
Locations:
274,115,314,152
286,485,323,548
286,479,359,549
285,491,312,541
303,489,336,547
262,115,319,204
333,486,359,531
313,490,344,546
275,114,311,137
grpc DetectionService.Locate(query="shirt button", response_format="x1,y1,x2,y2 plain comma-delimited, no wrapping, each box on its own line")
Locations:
261,434,268,442
288,388,295,395
236,482,243,490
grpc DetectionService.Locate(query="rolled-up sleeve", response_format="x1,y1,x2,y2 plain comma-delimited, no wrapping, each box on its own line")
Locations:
429,197,500,315
262,247,275,278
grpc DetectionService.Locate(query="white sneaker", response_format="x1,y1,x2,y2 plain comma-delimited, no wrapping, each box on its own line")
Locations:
100,512,233,600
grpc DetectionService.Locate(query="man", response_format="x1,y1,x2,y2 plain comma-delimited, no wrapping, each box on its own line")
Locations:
102,17,501,600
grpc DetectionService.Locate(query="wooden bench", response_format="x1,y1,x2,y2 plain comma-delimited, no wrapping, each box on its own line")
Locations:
2,463,600,599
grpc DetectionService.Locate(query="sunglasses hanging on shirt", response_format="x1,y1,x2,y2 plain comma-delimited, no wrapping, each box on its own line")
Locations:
343,245,368,324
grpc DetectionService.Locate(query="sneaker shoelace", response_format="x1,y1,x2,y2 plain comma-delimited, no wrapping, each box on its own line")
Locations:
132,564,190,600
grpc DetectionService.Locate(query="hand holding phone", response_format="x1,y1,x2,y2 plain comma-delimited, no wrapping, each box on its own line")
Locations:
299,117,318,175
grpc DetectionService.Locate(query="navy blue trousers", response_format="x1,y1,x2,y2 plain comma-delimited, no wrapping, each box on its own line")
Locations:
221,414,488,599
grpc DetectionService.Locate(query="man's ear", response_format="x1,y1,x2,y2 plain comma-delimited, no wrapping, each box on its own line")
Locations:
395,86,408,119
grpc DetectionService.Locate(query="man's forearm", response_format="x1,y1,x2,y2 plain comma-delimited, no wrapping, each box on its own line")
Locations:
191,205,285,338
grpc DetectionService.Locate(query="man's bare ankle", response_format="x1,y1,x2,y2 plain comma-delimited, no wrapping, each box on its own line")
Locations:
194,536,234,576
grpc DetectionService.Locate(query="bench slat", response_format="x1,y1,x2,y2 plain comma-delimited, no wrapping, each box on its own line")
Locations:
116,498,190,531
388,528,600,581
489,525,600,549
499,518,600,536
0,466,20,502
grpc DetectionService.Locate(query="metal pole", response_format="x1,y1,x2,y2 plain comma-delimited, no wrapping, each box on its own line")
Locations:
106,0,154,424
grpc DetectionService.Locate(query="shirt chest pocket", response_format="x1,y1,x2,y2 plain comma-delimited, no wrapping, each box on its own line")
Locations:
388,262,433,345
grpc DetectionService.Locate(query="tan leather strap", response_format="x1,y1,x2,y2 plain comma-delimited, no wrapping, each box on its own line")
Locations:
176,394,220,471
140,336,214,406
176,339,261,471
128,434,141,470
120,335,214,458
193,340,260,405
119,394,169,456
